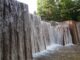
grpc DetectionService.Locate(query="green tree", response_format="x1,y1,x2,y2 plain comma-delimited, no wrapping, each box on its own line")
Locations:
37,0,80,21
37,0,61,21
59,0,80,21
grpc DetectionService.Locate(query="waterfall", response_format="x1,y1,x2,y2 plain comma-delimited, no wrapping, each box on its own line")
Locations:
48,26,56,45
63,23,73,45
0,0,80,60
30,14,42,53
55,24,64,45
31,18,75,54
30,16,77,54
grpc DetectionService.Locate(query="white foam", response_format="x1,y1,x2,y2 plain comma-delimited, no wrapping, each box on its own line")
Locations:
33,44,63,57
65,43,74,46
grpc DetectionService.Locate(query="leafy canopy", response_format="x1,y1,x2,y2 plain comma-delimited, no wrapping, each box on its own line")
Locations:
37,0,80,21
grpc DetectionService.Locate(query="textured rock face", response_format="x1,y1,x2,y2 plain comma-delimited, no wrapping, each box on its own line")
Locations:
76,22,80,43
69,21,79,44
0,0,32,60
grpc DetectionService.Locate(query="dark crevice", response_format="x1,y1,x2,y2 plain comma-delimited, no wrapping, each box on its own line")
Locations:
9,22,12,60
2,0,6,60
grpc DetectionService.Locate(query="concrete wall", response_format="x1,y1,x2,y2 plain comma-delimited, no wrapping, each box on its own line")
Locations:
0,0,32,60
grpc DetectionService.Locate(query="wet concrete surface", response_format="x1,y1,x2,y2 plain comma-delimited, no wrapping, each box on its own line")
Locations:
33,44,80,60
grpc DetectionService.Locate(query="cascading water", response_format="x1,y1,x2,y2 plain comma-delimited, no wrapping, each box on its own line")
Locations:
31,20,79,59
48,25,56,45
30,14,42,53
63,24,73,45
55,24,64,45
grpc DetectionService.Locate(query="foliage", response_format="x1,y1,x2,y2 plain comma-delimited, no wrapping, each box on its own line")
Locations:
37,0,80,21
